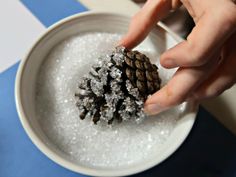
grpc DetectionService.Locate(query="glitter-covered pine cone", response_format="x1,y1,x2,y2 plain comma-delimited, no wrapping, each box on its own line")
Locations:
75,46,161,124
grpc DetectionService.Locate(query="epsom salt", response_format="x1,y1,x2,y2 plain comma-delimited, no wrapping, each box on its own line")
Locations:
36,32,184,168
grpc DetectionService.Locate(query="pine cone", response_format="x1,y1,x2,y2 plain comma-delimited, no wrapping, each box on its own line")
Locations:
75,47,161,124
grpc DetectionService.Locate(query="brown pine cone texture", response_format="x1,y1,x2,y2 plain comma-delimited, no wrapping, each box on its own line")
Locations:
75,47,161,124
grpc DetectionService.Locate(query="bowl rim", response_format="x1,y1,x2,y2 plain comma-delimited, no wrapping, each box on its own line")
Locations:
15,11,198,177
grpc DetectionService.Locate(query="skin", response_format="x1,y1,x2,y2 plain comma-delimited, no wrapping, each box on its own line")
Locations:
119,0,236,115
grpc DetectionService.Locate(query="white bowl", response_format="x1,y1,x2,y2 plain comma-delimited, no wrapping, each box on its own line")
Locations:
15,11,198,176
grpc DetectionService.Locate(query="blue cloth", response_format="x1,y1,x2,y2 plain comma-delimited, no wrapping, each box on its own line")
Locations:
21,0,87,27
134,108,236,177
0,63,88,177
0,1,236,177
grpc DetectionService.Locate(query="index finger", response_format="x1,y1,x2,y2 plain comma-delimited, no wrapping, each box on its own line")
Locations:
119,0,177,49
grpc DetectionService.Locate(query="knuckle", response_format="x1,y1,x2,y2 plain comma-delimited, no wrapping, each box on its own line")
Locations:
186,43,206,65
205,78,235,98
164,85,186,106
192,55,206,66
207,86,224,98
192,93,203,101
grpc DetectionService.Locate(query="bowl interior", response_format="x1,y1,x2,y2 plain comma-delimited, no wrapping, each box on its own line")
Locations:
16,12,197,176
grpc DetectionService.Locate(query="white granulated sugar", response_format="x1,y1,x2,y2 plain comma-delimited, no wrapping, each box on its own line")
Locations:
36,32,185,168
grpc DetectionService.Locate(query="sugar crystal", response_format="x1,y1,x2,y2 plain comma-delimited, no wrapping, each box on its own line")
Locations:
36,32,186,168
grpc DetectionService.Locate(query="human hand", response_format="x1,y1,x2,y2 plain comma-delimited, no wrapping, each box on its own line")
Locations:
119,0,236,115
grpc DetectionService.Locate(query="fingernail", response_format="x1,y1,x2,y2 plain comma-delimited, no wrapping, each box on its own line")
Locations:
144,104,167,115
163,59,176,68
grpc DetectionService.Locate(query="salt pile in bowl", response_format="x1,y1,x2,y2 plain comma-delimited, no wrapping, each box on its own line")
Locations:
36,32,185,168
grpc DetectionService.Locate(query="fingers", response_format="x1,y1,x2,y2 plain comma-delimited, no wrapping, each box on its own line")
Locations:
144,67,209,115
193,70,235,100
161,2,236,68
119,0,175,49
192,33,236,100
144,50,221,115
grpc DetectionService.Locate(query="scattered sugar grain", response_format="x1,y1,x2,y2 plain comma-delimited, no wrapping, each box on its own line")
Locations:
36,32,186,168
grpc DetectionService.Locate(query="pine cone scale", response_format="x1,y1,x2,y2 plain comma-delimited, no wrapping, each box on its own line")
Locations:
136,69,146,82
75,47,161,124
134,60,145,71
